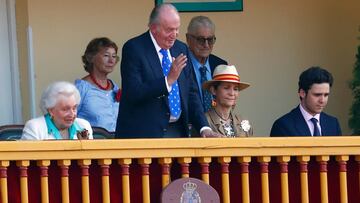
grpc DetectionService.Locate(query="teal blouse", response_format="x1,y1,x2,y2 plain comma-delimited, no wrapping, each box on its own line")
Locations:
44,114,84,140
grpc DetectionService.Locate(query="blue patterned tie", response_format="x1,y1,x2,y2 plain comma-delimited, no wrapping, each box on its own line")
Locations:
160,49,181,118
310,118,320,136
199,66,212,112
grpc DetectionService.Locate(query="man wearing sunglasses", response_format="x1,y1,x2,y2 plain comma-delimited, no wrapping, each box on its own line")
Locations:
186,16,228,112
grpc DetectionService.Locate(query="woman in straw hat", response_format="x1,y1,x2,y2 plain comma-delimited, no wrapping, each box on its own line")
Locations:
202,65,253,137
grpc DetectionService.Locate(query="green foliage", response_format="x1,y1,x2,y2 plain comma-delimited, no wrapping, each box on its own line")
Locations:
349,45,360,134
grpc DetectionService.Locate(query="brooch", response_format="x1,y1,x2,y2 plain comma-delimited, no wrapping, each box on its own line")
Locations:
76,129,89,140
241,120,251,132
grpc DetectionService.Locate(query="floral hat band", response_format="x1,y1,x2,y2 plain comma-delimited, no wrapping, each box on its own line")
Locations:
202,64,250,91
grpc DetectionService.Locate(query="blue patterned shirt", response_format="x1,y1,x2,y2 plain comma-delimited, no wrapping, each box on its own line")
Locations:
75,79,120,132
189,51,211,101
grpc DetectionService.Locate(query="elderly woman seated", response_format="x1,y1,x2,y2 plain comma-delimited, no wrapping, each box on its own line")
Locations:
202,65,253,137
21,81,93,140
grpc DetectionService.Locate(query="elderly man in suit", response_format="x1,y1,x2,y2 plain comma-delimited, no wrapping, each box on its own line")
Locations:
186,16,228,112
115,4,219,138
270,66,342,136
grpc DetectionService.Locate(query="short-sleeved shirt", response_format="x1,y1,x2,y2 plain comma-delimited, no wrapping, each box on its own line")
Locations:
75,79,120,132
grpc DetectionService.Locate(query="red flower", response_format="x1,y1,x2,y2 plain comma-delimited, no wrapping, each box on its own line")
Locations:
115,89,122,102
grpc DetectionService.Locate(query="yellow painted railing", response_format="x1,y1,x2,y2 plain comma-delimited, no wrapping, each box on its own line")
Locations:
0,137,359,203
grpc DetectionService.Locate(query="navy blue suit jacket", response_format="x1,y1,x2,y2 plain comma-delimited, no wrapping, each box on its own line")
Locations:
208,54,228,74
270,106,342,137
115,32,208,138
192,54,227,112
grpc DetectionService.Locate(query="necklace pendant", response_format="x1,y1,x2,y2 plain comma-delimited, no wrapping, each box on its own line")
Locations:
221,119,235,137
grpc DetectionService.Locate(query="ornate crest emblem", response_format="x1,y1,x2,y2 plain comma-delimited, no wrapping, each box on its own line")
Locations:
180,181,201,203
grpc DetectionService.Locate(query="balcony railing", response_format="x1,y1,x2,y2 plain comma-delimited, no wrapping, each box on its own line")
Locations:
0,137,359,203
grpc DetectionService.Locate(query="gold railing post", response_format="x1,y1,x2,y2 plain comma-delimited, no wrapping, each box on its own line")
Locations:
198,157,211,184
178,157,192,178
277,156,290,203
118,158,132,203
37,160,50,203
158,158,172,188
336,155,349,203
78,159,91,203
218,157,231,203
297,156,310,203
98,159,112,203
139,158,152,203
16,160,30,203
238,156,251,203
0,160,9,203
258,156,270,203
316,155,329,203
57,160,71,203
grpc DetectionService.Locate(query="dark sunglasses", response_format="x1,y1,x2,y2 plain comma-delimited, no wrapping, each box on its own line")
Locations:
189,35,216,45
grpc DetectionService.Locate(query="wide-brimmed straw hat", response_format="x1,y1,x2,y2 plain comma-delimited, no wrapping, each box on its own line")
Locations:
202,64,250,91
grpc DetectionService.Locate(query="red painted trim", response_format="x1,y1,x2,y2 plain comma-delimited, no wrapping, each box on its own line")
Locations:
260,162,269,173
19,166,28,177
319,161,327,172
101,165,110,176
240,162,249,173
81,166,89,176
121,164,130,175
338,161,347,172
221,163,229,173
200,163,209,174
0,167,7,178
280,162,288,173
60,166,69,177
40,166,48,177
161,164,170,175
181,163,189,175
299,162,308,173
141,164,149,175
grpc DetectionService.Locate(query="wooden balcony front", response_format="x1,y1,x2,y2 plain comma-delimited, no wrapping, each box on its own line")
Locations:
0,137,359,203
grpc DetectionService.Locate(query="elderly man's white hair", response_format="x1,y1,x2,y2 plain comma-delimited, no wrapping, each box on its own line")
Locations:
40,81,81,114
148,3,178,26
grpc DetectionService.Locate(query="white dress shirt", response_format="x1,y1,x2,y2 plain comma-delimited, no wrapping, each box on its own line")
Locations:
299,104,322,136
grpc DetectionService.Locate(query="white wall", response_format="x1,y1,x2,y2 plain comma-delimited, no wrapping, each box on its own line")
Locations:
0,0,14,125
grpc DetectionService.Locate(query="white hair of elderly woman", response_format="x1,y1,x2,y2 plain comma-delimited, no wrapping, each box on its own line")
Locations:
40,81,81,114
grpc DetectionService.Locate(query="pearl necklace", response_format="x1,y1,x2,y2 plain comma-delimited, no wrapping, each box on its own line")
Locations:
90,74,110,90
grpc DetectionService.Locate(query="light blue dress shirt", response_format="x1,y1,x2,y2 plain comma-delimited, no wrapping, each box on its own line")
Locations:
189,51,212,102
75,79,120,132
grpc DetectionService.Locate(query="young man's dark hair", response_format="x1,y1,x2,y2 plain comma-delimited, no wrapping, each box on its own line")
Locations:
298,66,333,93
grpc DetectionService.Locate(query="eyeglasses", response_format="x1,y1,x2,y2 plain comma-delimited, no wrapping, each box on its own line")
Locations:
189,35,216,45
